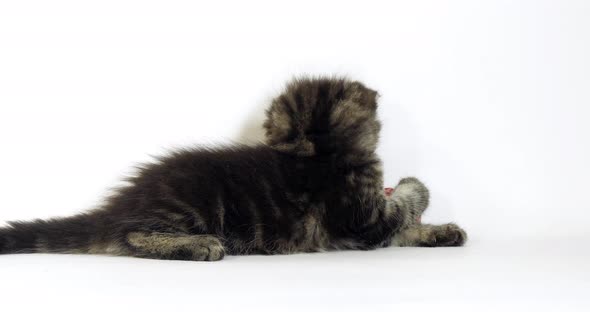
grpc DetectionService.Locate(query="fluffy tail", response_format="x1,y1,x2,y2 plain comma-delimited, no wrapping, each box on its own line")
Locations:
0,214,101,254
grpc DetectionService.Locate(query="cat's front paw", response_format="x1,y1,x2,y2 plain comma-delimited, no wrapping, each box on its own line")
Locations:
422,223,467,247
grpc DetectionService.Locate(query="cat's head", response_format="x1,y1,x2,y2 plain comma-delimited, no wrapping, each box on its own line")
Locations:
263,77,381,157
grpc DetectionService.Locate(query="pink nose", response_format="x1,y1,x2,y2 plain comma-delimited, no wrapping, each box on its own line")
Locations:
384,187,394,196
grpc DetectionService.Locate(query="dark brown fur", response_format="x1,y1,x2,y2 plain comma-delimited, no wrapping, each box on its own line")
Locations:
0,77,466,261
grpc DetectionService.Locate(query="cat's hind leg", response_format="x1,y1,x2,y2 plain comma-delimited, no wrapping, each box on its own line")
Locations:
125,232,225,261
392,223,467,247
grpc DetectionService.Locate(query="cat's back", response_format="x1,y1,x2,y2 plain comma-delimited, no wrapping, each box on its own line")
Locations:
143,144,282,182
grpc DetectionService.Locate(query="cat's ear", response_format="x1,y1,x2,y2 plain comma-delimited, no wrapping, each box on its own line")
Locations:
344,81,379,111
327,81,381,154
263,98,316,156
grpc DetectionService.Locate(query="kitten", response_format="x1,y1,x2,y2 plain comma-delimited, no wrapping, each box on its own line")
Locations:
0,77,466,261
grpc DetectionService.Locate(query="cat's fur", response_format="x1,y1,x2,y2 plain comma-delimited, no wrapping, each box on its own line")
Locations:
0,77,466,261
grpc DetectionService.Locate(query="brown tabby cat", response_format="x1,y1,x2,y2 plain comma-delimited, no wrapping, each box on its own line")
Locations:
0,77,467,261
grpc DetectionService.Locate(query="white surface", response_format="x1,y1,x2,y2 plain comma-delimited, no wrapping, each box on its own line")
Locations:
0,237,588,311
1,0,589,311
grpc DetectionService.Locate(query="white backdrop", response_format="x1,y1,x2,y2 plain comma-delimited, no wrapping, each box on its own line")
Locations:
1,1,589,311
